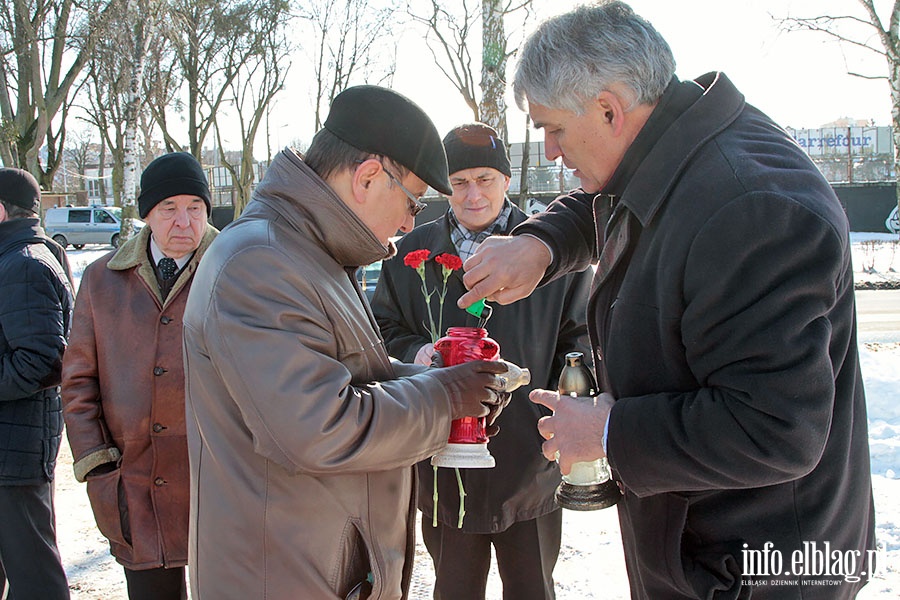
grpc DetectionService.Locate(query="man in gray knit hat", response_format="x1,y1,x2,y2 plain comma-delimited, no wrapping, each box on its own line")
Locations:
373,123,592,599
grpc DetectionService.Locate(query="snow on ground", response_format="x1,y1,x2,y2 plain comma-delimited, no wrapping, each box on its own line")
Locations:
54,236,900,599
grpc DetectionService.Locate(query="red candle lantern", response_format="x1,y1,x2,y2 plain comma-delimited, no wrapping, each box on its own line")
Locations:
431,326,500,469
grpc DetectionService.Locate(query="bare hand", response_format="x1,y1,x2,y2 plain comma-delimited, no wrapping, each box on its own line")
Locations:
458,236,551,309
414,343,435,366
530,389,615,476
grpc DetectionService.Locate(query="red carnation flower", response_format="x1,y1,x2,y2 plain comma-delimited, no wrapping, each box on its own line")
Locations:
435,253,463,271
404,249,430,269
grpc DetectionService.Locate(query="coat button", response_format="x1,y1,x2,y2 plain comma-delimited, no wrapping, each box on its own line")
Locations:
153,366,166,376
154,477,165,486
152,423,165,433
160,315,172,324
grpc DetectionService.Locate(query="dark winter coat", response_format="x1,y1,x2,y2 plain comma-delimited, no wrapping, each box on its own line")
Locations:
183,149,462,600
0,217,73,485
61,223,217,569
516,73,876,599
372,204,592,533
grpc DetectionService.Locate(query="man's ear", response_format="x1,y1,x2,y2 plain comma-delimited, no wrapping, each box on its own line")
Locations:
350,158,382,204
595,90,628,136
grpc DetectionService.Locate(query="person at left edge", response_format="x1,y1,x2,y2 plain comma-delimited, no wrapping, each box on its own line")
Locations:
0,167,72,600
62,152,217,600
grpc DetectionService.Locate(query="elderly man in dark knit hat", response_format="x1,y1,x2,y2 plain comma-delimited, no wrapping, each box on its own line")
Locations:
182,86,512,600
62,152,217,600
373,123,593,599
0,168,72,600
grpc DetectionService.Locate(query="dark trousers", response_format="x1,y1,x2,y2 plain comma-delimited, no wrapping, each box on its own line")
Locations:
123,566,187,600
422,509,563,600
0,482,69,600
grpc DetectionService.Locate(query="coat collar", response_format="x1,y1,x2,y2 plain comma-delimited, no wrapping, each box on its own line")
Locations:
618,72,745,228
0,217,45,255
429,200,527,287
107,222,218,306
248,148,394,268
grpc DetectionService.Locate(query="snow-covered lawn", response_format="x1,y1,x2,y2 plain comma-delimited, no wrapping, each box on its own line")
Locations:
55,237,900,599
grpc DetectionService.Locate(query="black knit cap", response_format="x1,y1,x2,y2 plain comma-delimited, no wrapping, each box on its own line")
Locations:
443,123,511,177
0,167,41,214
138,152,211,218
323,85,452,195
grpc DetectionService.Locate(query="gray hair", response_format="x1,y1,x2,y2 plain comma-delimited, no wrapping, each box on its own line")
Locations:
513,1,676,114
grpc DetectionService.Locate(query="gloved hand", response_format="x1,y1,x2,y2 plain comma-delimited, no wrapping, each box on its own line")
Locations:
484,392,510,437
427,359,511,421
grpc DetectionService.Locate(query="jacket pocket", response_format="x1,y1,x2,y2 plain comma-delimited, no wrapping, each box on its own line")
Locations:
85,468,132,547
334,521,372,599
661,493,696,594
660,493,745,599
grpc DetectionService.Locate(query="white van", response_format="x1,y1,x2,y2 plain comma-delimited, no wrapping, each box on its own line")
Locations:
44,206,143,249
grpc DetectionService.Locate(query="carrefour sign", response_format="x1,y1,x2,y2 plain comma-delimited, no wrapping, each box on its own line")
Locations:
787,126,893,156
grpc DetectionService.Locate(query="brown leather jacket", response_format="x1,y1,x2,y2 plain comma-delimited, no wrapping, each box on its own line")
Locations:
183,149,455,599
62,224,217,569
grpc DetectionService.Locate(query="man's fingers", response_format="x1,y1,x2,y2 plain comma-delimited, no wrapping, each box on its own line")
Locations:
487,282,539,305
461,250,484,272
458,279,496,309
481,360,510,374
540,437,559,463
530,388,559,411
536,414,555,441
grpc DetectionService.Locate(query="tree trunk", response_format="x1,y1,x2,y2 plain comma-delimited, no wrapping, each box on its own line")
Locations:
479,0,507,141
121,1,147,242
98,136,108,205
518,114,531,211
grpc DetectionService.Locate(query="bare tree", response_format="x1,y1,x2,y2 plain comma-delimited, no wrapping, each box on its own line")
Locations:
300,0,397,131
0,0,115,187
407,0,531,141
214,0,293,217
118,0,163,243
79,42,127,207
407,0,480,120
142,16,183,154
64,128,93,192
161,0,288,160
779,0,900,220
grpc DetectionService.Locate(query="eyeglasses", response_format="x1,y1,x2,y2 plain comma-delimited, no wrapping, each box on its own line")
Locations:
382,167,427,217
354,158,428,218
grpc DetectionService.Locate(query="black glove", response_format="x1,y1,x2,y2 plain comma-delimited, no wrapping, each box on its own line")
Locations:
428,359,510,420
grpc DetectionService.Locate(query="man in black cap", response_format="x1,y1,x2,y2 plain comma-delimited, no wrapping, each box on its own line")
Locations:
373,123,592,599
0,167,72,600
182,86,512,599
62,152,217,600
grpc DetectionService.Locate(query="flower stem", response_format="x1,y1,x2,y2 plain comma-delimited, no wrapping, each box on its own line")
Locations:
432,465,439,528
455,467,466,528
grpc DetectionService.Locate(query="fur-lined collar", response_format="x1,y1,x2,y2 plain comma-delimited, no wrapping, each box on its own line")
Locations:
107,222,218,307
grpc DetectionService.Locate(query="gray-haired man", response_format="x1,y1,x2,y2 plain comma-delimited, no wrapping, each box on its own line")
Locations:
459,2,875,598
